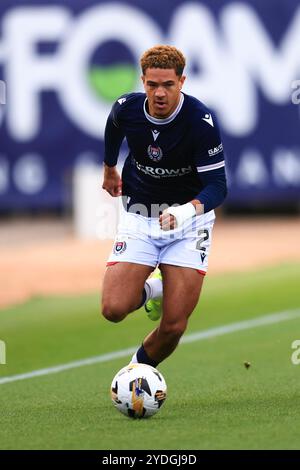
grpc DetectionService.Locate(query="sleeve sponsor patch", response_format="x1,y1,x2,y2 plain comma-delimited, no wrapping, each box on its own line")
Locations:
208,143,223,157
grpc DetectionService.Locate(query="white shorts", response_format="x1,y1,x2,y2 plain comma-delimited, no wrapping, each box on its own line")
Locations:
107,208,216,275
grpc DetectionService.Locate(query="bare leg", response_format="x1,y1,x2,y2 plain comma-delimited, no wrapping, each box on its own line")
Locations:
101,262,154,322
143,264,204,363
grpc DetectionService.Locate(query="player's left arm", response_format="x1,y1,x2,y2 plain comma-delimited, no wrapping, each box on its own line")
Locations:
191,113,227,214
160,112,227,230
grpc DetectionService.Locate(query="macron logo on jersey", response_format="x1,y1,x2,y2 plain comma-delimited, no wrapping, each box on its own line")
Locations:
118,98,127,105
151,130,160,141
202,113,214,127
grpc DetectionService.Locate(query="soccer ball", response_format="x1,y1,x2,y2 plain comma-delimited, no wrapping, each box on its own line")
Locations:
110,363,167,419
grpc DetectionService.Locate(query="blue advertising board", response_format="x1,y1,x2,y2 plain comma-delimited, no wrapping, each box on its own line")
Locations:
0,0,299,209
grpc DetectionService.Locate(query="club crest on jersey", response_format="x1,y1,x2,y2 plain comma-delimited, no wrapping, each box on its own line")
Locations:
113,241,127,255
147,145,163,162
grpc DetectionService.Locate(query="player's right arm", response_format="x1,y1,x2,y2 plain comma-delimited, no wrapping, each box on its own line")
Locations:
102,165,122,197
102,99,126,197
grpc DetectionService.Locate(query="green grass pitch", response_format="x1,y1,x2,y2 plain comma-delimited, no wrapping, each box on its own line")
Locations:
0,263,300,450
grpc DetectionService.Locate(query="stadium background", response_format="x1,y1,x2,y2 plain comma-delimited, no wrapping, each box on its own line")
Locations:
0,0,300,450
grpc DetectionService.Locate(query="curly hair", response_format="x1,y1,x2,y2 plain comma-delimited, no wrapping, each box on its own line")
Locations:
140,45,186,77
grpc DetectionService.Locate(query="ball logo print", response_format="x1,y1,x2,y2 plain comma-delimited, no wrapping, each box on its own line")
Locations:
111,364,167,419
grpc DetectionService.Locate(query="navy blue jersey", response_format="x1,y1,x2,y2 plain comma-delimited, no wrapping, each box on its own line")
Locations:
104,92,227,214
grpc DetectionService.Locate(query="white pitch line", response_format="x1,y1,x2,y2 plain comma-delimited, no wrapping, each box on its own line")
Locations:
0,308,299,386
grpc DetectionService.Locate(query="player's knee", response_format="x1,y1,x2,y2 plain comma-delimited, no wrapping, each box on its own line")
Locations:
101,302,126,323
